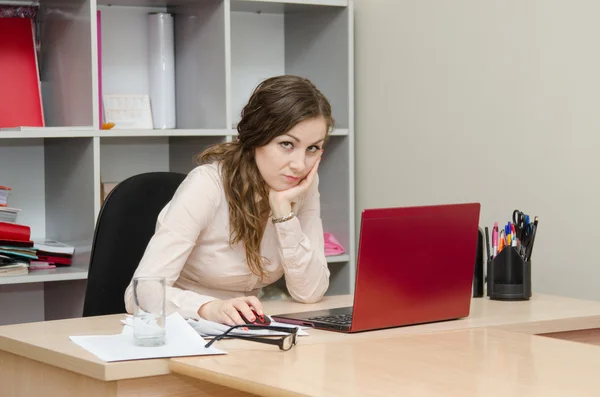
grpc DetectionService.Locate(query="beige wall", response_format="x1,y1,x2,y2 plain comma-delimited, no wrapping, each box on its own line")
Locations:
354,0,600,301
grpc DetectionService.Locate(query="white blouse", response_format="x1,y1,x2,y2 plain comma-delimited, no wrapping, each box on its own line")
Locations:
124,162,329,320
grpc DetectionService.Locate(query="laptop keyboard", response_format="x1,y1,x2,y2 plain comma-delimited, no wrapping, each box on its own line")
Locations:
308,314,353,325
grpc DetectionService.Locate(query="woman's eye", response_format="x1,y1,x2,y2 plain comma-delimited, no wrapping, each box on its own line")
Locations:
279,142,293,150
307,146,321,153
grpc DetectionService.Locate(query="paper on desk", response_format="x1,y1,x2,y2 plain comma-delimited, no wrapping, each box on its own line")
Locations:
119,314,309,337
69,312,225,362
185,315,309,337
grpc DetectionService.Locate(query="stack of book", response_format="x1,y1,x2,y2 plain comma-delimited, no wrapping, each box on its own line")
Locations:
0,185,21,223
0,222,75,277
0,221,32,276
33,239,75,267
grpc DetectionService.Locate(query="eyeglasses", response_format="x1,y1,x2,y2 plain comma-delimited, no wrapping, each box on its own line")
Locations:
204,324,299,351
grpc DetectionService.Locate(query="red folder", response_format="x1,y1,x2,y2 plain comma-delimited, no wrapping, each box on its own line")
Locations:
37,255,72,266
0,222,31,242
0,18,44,128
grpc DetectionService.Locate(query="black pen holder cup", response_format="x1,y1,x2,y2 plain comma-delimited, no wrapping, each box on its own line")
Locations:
487,246,531,301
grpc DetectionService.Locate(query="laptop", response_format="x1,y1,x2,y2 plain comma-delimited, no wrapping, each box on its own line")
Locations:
272,202,481,333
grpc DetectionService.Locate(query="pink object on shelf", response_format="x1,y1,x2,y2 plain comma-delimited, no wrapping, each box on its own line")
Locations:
97,10,103,125
324,232,345,256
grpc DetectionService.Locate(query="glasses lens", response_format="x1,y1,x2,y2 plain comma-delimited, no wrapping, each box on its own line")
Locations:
282,335,294,351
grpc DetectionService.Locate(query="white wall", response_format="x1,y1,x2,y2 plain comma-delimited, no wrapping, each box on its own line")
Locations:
354,0,600,301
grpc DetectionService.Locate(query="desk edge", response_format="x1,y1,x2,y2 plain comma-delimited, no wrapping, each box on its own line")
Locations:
0,336,108,380
168,360,307,397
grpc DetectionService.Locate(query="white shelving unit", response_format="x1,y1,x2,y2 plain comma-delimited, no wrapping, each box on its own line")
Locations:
0,0,354,326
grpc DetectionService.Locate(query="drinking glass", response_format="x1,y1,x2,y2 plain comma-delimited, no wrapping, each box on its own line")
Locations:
132,277,166,346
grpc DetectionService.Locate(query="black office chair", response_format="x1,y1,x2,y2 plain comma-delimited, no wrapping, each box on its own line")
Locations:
82,172,187,317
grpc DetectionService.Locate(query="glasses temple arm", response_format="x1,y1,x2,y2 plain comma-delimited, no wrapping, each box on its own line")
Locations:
205,334,283,349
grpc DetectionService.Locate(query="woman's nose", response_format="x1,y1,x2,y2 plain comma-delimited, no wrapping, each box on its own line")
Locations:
289,153,306,173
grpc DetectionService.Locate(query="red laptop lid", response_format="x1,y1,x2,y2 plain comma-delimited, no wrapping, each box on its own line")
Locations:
350,203,481,333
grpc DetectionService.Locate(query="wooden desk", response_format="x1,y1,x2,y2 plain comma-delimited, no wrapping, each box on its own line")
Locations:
171,328,600,397
1,294,600,397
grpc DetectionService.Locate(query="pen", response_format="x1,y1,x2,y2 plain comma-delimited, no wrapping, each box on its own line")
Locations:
484,227,491,261
492,222,498,257
525,216,538,261
510,223,517,247
505,223,511,247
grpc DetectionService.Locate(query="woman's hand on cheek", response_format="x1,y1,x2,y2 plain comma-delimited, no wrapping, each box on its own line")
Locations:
269,156,321,217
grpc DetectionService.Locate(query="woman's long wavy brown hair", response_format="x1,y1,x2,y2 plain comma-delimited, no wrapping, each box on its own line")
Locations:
197,75,334,277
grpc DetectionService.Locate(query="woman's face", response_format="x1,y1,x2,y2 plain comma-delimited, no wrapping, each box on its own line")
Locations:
255,117,327,192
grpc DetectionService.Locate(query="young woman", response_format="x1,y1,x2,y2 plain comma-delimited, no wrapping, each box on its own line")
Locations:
124,75,333,326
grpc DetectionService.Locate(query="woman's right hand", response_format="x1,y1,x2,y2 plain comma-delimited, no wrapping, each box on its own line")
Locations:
197,296,264,326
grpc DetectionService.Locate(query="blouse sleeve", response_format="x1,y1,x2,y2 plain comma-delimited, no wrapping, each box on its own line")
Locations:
124,165,222,320
273,174,330,303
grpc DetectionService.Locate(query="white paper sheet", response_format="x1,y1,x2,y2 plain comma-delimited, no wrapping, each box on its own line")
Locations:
70,312,225,362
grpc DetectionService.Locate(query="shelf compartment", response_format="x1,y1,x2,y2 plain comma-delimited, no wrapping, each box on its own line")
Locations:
98,1,227,129
230,0,350,128
38,0,96,129
0,138,96,242
99,135,227,184
318,135,351,255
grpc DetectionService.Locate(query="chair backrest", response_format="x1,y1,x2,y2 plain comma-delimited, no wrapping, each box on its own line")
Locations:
82,172,186,317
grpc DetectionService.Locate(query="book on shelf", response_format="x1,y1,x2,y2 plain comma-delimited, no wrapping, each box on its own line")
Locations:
30,239,75,266
0,207,21,223
97,10,103,125
33,239,75,255
29,261,56,270
102,94,154,129
0,239,33,248
0,186,10,206
0,261,28,277
0,17,44,129
0,247,36,260
0,221,30,241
